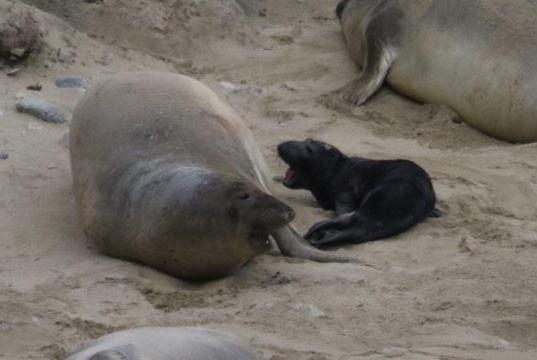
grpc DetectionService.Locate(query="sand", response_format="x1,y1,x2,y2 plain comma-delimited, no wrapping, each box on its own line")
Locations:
1,0,536,359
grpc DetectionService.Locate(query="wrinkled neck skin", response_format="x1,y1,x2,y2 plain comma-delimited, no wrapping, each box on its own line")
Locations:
103,159,223,254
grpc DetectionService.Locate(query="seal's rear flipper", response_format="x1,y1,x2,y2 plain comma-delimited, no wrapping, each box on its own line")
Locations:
338,1,402,106
429,208,446,218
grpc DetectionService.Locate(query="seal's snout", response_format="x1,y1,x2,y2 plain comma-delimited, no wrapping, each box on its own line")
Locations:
264,198,295,229
276,141,292,163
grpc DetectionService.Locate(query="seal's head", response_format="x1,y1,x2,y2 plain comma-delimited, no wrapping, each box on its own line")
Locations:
277,139,346,191
156,172,295,280
224,179,295,251
171,172,294,251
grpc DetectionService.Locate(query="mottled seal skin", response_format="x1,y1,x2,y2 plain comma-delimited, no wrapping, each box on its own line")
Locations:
336,0,537,143
278,139,439,247
70,72,347,280
66,327,257,360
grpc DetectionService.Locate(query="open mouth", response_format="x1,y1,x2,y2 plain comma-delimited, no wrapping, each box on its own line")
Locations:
283,167,297,186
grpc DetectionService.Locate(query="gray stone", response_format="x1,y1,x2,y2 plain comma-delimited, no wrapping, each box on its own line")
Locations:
15,96,68,124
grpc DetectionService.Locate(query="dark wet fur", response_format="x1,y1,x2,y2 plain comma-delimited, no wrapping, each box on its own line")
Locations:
277,139,440,247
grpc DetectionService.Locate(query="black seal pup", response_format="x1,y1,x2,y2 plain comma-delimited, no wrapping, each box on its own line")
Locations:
277,139,440,247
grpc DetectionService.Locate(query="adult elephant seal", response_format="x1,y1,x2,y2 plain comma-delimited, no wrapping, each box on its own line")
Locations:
70,72,347,280
66,327,256,359
336,0,537,143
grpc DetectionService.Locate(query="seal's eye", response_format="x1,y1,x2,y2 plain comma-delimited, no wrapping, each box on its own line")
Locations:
306,144,314,155
237,193,250,200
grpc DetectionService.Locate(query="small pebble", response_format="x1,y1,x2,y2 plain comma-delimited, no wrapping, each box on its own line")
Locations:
27,83,42,91
292,303,328,319
9,48,26,58
15,96,68,124
0,153,8,160
307,304,327,319
219,81,239,92
27,123,44,131
6,68,20,77
55,76,89,89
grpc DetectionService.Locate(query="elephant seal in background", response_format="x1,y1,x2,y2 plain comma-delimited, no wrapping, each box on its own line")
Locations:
336,0,537,143
70,72,347,280
66,327,256,360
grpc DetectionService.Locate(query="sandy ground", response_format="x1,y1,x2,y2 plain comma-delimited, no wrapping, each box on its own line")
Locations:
1,0,537,359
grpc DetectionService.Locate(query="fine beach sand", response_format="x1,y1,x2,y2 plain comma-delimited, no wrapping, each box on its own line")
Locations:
1,0,537,359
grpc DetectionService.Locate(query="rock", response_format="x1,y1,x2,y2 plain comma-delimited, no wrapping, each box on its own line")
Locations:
292,303,328,319
0,152,8,160
15,96,68,124
0,6,41,62
307,304,327,319
27,123,44,131
219,81,262,95
169,57,193,70
219,81,239,92
26,83,42,91
55,76,88,89
6,68,20,76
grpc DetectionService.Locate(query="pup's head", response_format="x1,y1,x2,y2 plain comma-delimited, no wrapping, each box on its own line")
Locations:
277,139,346,190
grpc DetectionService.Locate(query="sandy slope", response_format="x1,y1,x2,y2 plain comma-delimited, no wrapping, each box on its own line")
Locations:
1,0,536,358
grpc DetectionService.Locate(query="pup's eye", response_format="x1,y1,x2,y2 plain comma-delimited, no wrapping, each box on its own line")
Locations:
237,193,250,200
306,145,314,155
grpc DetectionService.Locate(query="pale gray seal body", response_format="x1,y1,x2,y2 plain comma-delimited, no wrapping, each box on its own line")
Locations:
66,327,256,360
70,72,345,280
336,0,537,143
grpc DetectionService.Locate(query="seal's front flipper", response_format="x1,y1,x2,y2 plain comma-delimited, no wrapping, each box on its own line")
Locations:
340,35,396,106
306,228,361,247
304,212,355,238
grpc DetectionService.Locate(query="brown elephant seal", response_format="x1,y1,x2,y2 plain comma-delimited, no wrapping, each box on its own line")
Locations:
70,72,348,280
336,0,537,143
66,327,257,360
